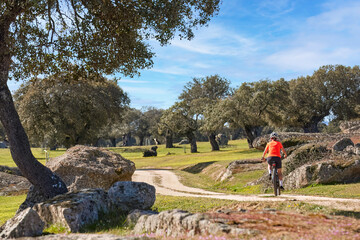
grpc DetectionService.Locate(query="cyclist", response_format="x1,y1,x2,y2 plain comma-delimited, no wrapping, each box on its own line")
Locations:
261,132,287,190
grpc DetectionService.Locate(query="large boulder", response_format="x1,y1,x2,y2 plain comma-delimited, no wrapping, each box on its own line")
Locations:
46,145,136,191
33,188,110,233
0,208,44,239
340,120,360,133
108,181,156,212
282,143,329,175
133,209,255,238
332,138,354,151
252,132,357,150
285,159,360,189
217,160,263,181
0,172,31,196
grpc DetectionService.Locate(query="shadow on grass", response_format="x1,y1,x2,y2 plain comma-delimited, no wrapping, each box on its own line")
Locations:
182,161,217,174
334,210,360,219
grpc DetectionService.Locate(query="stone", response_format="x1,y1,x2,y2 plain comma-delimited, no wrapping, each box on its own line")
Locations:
216,134,228,146
218,160,263,181
16,234,144,239
46,145,136,191
133,209,255,238
108,181,156,212
143,146,157,157
0,172,31,196
0,208,44,239
33,188,110,233
284,159,360,189
339,120,360,133
126,209,158,227
332,138,354,152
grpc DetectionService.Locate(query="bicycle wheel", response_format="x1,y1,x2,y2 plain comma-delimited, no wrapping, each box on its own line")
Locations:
272,168,278,196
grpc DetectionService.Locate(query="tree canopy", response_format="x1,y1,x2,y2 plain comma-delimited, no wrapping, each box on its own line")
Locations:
14,73,129,148
0,0,221,201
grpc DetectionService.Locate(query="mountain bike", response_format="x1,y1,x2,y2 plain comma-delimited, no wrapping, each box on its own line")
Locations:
271,163,281,196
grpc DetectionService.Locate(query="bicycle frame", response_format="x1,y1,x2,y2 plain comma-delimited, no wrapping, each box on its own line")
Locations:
271,163,281,196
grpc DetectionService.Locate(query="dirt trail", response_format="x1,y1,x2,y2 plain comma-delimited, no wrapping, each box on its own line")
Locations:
133,169,360,212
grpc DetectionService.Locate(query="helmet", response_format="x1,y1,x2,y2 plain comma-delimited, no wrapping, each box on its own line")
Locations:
270,132,279,140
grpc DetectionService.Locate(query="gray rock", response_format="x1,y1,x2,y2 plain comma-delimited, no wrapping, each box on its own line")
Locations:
285,159,360,189
126,209,158,227
17,234,147,239
216,134,228,146
339,120,360,133
33,189,110,233
133,209,255,238
108,181,156,212
0,172,31,196
332,138,354,151
218,160,263,181
0,208,44,239
46,145,136,192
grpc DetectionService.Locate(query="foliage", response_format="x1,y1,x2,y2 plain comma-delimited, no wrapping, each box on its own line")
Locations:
14,74,129,148
3,0,221,80
286,65,360,132
223,79,289,147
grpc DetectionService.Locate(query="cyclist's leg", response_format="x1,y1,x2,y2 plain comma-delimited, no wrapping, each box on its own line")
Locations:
276,158,284,187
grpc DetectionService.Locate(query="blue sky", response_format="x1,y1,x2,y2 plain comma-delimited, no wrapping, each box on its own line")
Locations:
8,0,360,110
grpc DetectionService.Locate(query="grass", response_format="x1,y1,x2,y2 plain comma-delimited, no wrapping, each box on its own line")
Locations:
288,182,360,199
0,195,26,225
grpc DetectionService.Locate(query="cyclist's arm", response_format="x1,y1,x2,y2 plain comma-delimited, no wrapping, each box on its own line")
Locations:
281,146,287,158
262,145,269,161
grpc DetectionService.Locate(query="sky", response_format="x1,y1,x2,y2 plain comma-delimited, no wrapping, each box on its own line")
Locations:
8,0,360,110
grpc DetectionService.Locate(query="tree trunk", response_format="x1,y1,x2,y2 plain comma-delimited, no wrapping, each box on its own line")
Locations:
208,132,219,151
303,116,322,133
0,81,68,201
165,130,174,148
244,125,261,149
122,133,131,146
110,137,116,147
187,132,197,153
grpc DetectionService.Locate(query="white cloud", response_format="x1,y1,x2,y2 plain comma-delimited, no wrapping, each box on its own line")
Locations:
262,0,360,72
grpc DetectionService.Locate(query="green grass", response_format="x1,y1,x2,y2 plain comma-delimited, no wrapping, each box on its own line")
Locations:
0,195,26,225
0,148,66,167
288,182,360,199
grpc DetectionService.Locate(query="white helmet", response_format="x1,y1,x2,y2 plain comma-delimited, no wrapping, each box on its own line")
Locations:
270,132,279,140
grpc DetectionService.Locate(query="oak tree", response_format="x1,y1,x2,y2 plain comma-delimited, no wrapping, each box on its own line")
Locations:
0,1,220,199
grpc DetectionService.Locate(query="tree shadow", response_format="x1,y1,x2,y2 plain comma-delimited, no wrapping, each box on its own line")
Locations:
182,161,217,174
333,210,360,219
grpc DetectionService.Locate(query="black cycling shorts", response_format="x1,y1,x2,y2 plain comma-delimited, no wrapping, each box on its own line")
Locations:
267,156,282,169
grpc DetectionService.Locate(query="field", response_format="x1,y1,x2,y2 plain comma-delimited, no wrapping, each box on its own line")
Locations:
1,139,360,230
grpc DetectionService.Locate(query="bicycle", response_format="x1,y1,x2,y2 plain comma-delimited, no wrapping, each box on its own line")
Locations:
271,163,281,196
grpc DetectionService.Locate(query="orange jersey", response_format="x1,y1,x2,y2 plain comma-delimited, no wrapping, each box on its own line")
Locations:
264,140,283,157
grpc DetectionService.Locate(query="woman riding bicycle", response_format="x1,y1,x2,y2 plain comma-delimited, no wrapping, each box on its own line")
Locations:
261,132,287,190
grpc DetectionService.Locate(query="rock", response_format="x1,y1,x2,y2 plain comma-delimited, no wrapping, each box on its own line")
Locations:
285,159,360,189
17,234,144,239
0,141,8,148
332,138,354,151
252,132,357,150
0,165,23,176
108,181,156,212
46,145,136,191
0,172,31,196
33,188,110,233
133,209,255,238
283,143,329,175
339,120,360,133
218,160,263,181
143,146,158,157
17,186,50,213
126,209,158,227
216,134,228,146
0,208,44,239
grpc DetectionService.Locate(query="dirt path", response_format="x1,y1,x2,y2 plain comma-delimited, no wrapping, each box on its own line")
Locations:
133,169,360,212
